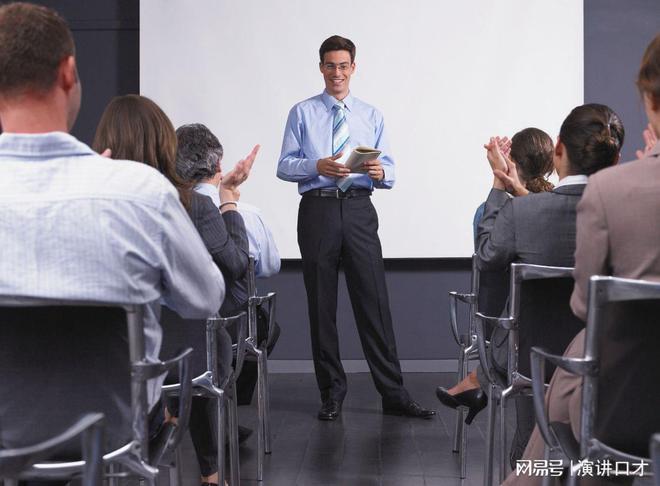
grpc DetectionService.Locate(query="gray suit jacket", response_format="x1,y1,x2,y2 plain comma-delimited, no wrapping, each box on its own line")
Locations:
475,185,586,380
189,192,249,315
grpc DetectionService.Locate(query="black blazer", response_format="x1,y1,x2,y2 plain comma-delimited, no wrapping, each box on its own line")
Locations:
189,192,249,316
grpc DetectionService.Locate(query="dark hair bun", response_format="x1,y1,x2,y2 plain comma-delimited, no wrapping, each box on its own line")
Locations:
559,104,625,176
526,177,554,193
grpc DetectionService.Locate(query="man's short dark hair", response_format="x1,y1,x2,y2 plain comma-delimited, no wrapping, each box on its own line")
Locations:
0,2,75,96
175,123,224,183
319,35,356,64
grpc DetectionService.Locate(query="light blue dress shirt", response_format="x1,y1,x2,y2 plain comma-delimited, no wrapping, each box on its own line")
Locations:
195,183,281,278
277,91,395,193
0,132,224,407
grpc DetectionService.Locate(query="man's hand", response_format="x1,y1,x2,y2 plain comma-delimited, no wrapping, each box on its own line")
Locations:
317,153,350,178
222,144,260,191
494,159,529,197
363,159,384,181
635,124,658,159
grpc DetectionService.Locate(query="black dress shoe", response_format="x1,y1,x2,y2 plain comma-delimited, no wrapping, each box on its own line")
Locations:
383,400,436,419
318,399,342,421
436,387,487,425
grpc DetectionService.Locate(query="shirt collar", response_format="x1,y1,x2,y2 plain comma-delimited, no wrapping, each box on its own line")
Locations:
194,182,221,207
555,174,588,188
0,132,96,159
321,90,354,112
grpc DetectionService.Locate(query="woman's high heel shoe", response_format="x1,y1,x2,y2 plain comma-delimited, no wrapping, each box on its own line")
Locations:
435,387,488,424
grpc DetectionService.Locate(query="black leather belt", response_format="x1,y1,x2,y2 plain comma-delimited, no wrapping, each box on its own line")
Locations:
303,188,372,199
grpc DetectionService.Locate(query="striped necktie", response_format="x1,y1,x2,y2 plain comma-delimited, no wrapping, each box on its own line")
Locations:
333,101,354,191
332,101,349,156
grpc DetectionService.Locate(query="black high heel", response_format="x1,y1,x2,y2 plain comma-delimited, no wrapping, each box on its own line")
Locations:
435,387,487,424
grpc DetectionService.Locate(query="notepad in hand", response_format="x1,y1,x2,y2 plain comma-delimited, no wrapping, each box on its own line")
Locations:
344,146,382,173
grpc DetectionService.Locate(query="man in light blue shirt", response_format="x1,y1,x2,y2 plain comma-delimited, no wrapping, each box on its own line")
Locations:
0,3,223,414
277,35,434,421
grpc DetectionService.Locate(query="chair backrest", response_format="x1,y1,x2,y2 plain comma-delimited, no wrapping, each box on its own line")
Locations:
581,276,660,460
0,413,104,485
160,307,209,380
509,264,583,382
0,298,146,459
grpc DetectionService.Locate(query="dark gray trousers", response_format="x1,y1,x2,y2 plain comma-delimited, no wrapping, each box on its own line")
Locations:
297,193,408,405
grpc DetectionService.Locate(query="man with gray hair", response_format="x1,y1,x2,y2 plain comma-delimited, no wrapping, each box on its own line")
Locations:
175,123,281,405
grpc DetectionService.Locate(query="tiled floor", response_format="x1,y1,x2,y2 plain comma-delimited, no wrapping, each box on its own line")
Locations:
165,372,513,485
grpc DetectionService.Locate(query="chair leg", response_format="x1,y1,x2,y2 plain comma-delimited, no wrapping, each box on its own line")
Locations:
168,445,184,486
483,384,498,486
452,344,466,454
256,349,265,481
499,392,508,484
262,349,272,456
459,406,469,479
228,386,241,486
217,393,226,486
108,463,119,486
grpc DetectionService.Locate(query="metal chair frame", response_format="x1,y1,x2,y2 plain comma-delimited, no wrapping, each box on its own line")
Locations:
0,297,193,486
245,257,277,481
651,433,660,486
163,311,248,486
475,263,574,486
0,413,104,486
531,276,660,485
447,254,481,479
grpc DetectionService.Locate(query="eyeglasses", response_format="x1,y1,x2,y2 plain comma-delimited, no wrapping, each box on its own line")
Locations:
322,63,352,72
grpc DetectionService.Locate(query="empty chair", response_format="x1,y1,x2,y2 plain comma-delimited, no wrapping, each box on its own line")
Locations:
0,297,193,485
531,276,660,485
475,264,583,486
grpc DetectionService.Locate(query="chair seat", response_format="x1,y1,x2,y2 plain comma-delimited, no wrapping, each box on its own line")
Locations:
549,422,580,461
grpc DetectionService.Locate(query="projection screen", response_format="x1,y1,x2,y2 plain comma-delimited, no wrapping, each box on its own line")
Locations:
140,0,583,258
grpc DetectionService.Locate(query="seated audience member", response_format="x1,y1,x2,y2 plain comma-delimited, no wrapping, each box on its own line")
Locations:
437,104,625,464
175,123,281,405
473,129,556,320
502,33,660,486
93,95,249,486
472,131,554,241
0,3,223,485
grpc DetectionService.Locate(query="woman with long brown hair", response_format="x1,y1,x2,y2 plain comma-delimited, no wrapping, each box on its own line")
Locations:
94,94,249,486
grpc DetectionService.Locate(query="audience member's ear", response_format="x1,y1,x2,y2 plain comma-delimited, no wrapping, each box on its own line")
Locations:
554,136,563,158
59,56,78,93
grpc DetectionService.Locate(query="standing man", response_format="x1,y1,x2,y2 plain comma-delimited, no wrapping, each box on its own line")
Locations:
277,35,434,421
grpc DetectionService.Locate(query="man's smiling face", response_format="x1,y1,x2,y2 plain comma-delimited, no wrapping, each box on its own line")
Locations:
320,49,354,100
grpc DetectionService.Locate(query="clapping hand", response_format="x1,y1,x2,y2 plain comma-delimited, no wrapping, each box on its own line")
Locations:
484,136,509,173
635,124,658,159
493,158,529,197
222,144,260,190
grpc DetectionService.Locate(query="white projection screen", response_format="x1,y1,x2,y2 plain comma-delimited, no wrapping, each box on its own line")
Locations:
140,0,583,258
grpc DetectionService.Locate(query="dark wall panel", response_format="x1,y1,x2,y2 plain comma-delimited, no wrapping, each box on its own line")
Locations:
584,0,660,162
32,0,139,145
